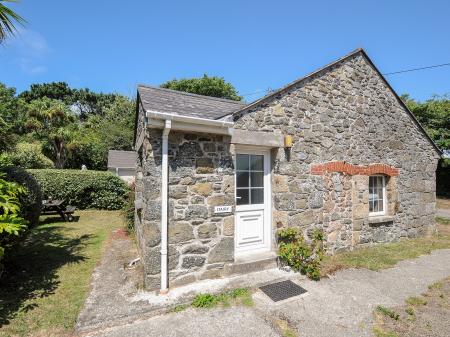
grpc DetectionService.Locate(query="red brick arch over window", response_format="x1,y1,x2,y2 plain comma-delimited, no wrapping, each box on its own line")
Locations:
310,161,399,176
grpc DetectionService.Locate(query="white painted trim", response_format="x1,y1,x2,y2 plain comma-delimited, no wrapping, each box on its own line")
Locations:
146,110,234,136
234,147,272,256
369,175,387,217
160,119,171,293
148,118,232,136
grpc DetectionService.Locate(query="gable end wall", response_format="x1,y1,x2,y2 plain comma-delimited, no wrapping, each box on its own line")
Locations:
234,53,440,251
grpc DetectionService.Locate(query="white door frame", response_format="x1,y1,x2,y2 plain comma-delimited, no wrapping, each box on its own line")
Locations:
234,146,272,256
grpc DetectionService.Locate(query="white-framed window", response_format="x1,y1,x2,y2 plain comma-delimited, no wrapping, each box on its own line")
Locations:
369,175,386,216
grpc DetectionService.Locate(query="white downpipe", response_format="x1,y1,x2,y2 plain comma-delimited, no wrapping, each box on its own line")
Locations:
160,119,171,293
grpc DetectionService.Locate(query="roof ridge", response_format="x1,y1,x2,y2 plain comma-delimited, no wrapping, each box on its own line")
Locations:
137,84,246,105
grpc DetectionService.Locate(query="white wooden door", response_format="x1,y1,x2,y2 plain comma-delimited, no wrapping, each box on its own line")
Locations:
235,149,271,255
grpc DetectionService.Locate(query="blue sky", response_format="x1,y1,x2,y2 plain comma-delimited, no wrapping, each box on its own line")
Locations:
1,0,450,102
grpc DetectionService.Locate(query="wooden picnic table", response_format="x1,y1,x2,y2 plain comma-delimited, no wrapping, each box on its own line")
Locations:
42,199,76,222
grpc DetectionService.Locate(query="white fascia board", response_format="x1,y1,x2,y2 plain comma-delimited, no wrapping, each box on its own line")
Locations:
146,110,234,135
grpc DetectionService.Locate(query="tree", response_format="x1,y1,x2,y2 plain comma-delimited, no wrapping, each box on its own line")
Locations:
161,74,242,101
401,94,450,150
24,98,75,168
67,96,135,170
19,82,120,119
0,83,27,149
70,88,118,119
0,0,25,43
19,82,74,103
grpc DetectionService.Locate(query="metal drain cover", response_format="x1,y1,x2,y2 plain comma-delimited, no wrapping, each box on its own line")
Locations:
259,280,307,302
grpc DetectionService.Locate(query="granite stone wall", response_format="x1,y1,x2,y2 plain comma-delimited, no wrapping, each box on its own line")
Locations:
135,51,440,289
135,126,236,289
234,52,440,252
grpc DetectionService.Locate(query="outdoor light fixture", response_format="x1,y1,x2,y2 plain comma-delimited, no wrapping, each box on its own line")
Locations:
284,135,293,148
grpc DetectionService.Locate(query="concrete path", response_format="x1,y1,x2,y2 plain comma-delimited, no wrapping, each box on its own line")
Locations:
82,249,450,337
437,208,450,219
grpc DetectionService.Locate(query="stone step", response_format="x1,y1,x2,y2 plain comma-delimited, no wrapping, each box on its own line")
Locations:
224,252,278,276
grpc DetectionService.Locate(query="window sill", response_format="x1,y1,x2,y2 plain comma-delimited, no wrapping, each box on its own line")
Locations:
368,215,394,226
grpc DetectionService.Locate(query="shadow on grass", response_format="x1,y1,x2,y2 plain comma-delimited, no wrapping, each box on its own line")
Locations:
38,215,81,225
0,223,92,327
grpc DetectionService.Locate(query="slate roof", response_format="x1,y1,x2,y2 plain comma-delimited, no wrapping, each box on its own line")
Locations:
137,85,246,120
107,150,137,168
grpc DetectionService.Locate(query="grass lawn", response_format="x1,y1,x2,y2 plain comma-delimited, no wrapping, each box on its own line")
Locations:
0,210,123,337
322,220,450,276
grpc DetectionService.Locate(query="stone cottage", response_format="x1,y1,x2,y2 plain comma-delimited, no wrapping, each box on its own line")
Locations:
133,48,442,292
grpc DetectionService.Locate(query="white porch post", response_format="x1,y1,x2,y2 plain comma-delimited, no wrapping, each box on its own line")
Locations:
160,119,171,293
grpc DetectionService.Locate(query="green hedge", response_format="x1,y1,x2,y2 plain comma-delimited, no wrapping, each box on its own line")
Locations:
28,169,129,210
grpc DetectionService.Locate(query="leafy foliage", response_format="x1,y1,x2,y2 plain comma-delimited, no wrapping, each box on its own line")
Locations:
25,97,76,168
191,293,217,308
191,288,253,309
67,95,135,170
277,227,325,280
28,169,129,210
8,142,53,169
2,166,42,227
376,305,400,320
19,82,122,119
0,172,27,267
161,74,242,101
1,81,135,170
0,0,26,43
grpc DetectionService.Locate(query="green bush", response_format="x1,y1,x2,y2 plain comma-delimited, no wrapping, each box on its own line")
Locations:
9,142,54,169
28,169,128,210
0,172,28,276
277,227,325,280
1,166,42,227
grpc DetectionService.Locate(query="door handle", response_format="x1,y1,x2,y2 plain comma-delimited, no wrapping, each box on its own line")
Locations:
236,196,242,199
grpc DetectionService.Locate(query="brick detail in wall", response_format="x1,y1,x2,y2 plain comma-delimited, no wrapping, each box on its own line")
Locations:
310,161,399,176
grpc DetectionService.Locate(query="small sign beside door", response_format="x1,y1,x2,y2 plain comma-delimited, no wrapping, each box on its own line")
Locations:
214,205,232,214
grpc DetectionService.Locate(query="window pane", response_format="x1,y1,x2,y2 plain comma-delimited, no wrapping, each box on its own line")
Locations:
376,187,383,200
251,188,264,204
236,171,249,188
236,154,249,171
250,155,263,171
250,171,264,187
369,176,375,189
369,175,385,213
373,199,379,212
236,189,249,205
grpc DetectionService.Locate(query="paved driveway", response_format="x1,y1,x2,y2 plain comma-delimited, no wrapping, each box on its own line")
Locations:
83,249,450,337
